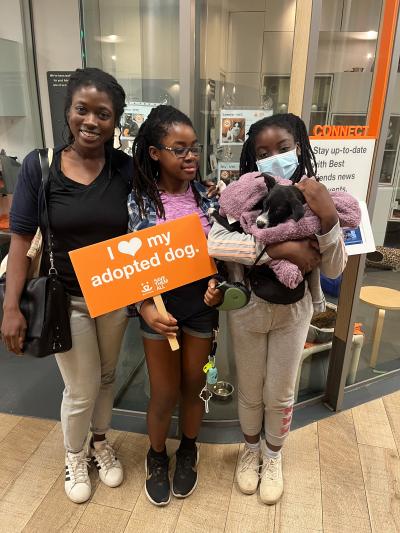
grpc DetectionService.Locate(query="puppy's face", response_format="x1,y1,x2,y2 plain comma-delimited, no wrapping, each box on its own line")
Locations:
256,175,305,228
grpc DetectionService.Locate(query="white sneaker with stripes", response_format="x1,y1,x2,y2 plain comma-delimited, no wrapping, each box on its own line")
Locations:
65,449,91,503
90,440,123,488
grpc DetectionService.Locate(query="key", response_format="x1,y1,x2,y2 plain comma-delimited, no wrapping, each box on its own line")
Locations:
199,385,213,413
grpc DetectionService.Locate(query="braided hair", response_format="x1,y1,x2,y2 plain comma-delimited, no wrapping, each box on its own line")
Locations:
132,105,201,219
239,113,317,182
64,67,126,147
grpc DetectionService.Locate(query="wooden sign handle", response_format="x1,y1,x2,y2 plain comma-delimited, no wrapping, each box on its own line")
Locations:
153,295,180,351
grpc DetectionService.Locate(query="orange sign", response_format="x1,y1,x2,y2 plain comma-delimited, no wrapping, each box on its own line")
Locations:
312,125,369,138
69,214,217,318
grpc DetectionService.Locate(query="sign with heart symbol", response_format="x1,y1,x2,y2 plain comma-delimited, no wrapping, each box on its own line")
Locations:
117,237,142,257
69,214,217,319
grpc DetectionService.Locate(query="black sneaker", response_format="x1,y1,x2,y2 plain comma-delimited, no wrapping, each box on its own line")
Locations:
172,446,199,498
145,451,170,506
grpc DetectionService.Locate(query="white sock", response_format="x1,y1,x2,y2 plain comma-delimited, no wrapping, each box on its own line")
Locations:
245,439,260,452
264,444,281,459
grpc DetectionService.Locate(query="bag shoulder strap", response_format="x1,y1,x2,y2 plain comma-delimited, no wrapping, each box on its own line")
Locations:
38,148,53,192
37,148,57,273
246,243,269,278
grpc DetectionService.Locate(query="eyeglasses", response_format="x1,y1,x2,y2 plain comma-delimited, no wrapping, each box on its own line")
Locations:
158,144,203,158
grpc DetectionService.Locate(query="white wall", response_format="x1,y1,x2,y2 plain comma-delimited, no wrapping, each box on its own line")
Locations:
84,0,179,102
223,1,296,106
140,0,179,81
98,0,142,80
217,0,381,110
0,1,23,41
320,0,382,32
330,72,373,115
31,0,82,146
0,0,41,161
201,0,229,81
317,36,376,74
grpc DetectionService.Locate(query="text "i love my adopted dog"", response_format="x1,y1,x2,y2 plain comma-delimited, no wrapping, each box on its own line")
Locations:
91,231,199,287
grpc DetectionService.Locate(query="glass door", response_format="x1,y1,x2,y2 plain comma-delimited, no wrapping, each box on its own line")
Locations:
305,0,384,402
195,0,297,418
81,0,180,411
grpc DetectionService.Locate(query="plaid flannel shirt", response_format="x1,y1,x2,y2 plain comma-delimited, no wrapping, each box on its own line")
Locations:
127,181,217,232
126,180,218,315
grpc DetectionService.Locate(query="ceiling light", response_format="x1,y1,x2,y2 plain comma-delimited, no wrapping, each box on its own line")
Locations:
95,34,123,43
111,55,117,61
366,30,378,39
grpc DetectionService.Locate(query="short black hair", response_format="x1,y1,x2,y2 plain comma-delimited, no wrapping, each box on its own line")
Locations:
239,113,317,182
132,105,200,218
64,67,126,145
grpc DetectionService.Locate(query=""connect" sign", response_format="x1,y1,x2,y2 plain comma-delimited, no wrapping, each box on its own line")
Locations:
312,124,369,137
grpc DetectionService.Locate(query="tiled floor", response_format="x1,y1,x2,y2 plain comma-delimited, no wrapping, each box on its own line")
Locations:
0,391,399,532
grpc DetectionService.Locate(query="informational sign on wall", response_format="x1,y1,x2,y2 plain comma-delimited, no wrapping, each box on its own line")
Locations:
47,71,73,146
343,201,376,256
217,162,240,184
310,138,376,201
220,109,273,145
120,101,159,155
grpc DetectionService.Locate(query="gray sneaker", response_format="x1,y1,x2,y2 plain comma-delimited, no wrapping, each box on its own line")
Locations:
236,446,260,494
260,453,283,504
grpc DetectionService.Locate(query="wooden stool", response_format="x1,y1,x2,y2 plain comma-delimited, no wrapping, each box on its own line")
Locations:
359,286,400,368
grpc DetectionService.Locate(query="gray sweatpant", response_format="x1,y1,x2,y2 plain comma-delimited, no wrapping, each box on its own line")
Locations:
228,289,313,447
55,296,127,453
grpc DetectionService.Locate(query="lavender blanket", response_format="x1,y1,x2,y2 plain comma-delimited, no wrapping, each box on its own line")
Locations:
219,172,360,288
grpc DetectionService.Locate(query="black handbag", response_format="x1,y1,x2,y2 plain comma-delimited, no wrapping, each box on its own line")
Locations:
0,149,72,357
246,245,306,305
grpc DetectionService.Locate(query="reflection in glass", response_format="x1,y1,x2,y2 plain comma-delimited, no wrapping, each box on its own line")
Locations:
81,0,180,407
313,0,400,388
196,0,297,417
305,1,398,399
82,0,179,157
308,0,383,135
197,0,296,183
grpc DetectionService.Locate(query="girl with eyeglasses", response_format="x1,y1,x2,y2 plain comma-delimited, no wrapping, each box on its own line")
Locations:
127,105,222,506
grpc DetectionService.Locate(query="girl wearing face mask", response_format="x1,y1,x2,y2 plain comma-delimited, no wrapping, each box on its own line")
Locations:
208,113,346,505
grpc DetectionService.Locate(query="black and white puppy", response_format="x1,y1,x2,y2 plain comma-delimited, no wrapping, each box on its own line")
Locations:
256,174,305,228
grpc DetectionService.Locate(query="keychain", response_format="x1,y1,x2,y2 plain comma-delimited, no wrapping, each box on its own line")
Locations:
199,330,219,413
203,356,218,385
199,385,213,413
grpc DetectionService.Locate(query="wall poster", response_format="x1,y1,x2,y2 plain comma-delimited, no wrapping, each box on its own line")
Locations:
220,109,273,145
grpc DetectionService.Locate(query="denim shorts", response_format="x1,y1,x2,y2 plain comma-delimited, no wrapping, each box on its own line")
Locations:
139,278,218,341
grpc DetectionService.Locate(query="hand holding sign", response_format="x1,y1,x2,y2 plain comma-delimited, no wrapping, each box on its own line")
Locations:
139,297,179,350
69,214,217,350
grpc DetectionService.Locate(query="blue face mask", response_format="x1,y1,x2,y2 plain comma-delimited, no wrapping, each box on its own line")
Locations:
256,148,299,180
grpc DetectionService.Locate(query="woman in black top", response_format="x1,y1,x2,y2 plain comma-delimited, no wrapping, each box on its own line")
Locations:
1,68,132,504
